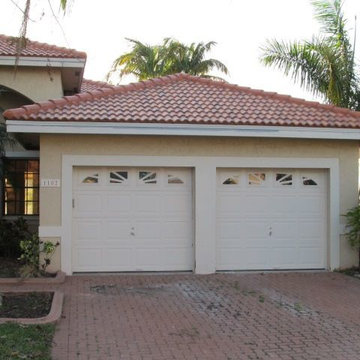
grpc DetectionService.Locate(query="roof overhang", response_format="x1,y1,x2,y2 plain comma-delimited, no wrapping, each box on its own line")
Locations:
0,56,86,93
6,120,360,140
0,56,86,68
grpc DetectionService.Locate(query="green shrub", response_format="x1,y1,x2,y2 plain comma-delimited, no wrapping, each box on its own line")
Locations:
19,234,59,277
344,205,360,268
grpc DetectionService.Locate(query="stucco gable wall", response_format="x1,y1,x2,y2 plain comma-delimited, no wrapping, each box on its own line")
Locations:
39,134,359,271
0,66,63,102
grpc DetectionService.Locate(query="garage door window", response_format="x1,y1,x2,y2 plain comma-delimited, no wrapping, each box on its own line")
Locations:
139,171,157,184
223,176,240,185
248,173,266,186
302,176,318,186
168,175,184,184
276,173,293,186
110,171,128,184
82,174,99,184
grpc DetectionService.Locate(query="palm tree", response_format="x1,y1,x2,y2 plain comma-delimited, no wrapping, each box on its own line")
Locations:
260,0,360,110
165,39,229,79
108,38,228,82
107,38,171,81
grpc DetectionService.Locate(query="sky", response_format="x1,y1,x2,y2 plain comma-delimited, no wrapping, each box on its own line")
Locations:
1,0,360,102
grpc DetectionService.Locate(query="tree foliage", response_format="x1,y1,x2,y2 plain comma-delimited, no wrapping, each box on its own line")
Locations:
16,0,69,58
344,204,360,268
260,0,360,110
107,38,229,82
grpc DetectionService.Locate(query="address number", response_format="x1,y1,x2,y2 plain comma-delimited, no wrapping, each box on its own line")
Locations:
40,179,61,187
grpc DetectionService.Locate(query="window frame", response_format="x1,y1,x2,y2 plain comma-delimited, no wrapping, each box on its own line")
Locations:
2,158,40,216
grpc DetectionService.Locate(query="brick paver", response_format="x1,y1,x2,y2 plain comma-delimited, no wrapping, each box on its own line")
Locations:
5,272,360,359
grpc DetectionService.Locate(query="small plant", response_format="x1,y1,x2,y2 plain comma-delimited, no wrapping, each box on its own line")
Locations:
344,205,360,269
19,233,59,277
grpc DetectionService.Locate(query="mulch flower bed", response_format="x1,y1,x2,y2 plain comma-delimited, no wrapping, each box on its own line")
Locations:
0,257,56,279
0,292,53,318
0,257,22,278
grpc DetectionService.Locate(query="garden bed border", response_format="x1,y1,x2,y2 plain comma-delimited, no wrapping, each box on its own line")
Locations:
0,271,66,285
0,290,63,325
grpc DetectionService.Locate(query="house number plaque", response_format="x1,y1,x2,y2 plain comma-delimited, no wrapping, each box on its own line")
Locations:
40,179,61,187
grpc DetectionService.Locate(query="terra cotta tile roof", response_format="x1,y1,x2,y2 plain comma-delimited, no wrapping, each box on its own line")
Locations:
4,73,360,129
0,34,86,59
80,79,112,92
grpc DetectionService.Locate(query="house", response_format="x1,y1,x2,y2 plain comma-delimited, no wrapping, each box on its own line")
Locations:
1,34,360,275
0,34,108,230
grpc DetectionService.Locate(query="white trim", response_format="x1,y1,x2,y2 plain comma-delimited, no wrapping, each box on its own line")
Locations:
38,226,62,238
0,56,85,68
5,151,39,158
58,155,340,275
6,120,360,140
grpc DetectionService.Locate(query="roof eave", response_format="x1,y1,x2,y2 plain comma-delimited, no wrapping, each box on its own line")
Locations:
0,56,86,68
6,120,360,140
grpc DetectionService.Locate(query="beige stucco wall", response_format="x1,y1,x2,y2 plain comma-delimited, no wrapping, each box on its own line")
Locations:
0,66,63,102
0,91,33,151
39,134,360,272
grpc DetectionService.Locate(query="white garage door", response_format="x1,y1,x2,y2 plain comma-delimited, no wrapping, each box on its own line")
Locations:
217,169,327,270
72,167,193,272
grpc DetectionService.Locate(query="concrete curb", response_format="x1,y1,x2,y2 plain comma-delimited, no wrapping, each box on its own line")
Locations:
0,271,66,285
0,290,64,325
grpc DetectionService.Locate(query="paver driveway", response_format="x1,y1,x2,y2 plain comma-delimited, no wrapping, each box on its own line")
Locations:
51,272,360,360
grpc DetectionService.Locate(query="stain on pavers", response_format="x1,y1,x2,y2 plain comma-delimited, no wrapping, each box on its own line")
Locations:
90,283,173,296
50,272,360,360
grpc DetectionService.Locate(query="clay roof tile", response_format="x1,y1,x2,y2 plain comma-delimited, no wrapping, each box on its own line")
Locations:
4,73,360,129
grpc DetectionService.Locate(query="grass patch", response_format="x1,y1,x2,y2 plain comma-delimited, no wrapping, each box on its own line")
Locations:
0,323,55,359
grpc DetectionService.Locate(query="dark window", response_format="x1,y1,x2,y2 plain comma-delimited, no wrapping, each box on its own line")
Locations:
3,159,39,215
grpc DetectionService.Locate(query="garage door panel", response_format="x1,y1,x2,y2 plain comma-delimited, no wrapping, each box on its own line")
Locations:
162,194,191,214
217,249,247,269
217,194,245,215
75,248,102,268
106,195,132,213
296,196,323,214
299,248,323,266
218,221,268,240
162,220,193,238
72,167,193,272
243,195,272,214
269,196,300,214
299,221,323,238
271,221,298,238
134,221,161,239
246,248,269,267
135,248,192,269
103,248,134,267
217,169,327,270
270,248,298,267
75,220,101,240
75,193,102,215
134,194,161,214
105,221,132,239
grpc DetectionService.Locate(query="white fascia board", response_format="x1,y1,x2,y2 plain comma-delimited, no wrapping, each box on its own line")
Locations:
6,120,360,140
0,56,85,68
5,150,39,158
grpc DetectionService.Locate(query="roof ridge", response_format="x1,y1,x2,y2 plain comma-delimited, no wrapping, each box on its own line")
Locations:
0,33,87,59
